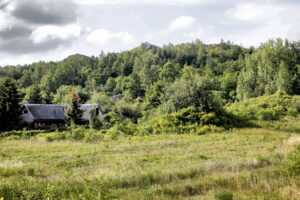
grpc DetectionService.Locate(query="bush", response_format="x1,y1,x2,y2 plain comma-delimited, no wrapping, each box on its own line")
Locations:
137,107,233,135
191,125,225,135
26,168,35,176
106,122,137,139
0,130,47,140
227,93,300,121
89,108,103,130
83,131,104,143
214,190,233,200
46,127,104,142
284,144,300,175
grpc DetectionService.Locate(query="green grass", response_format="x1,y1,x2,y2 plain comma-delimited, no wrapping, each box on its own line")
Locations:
0,128,299,199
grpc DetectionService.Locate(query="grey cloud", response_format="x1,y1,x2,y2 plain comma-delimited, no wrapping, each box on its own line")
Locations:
0,0,9,10
0,25,32,39
0,36,74,54
0,0,79,55
12,0,77,25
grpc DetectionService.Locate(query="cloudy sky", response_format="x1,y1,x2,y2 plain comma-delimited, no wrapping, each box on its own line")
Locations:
0,0,299,66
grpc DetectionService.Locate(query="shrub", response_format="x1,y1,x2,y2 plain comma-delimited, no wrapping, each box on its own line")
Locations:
46,131,66,142
106,122,137,139
191,125,225,135
67,126,86,140
137,107,233,135
0,130,47,140
83,131,103,143
26,168,35,176
284,144,300,175
46,127,104,142
227,93,300,121
89,108,103,130
214,190,233,200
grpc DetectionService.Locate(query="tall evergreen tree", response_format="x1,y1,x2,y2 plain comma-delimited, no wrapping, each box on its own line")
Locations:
27,85,43,104
0,78,22,131
66,91,83,125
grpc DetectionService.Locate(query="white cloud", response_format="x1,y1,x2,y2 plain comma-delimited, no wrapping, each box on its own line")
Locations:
226,3,286,23
86,29,135,46
0,12,10,30
74,0,217,6
144,16,216,45
170,16,196,31
225,2,300,46
30,24,81,43
183,25,215,40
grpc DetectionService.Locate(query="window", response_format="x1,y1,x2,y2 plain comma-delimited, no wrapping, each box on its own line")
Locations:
96,108,100,115
24,109,28,114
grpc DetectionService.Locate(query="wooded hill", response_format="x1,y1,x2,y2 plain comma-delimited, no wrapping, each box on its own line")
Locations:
0,38,300,132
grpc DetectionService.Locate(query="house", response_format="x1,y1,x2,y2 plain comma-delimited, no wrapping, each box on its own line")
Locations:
22,104,104,129
79,104,104,124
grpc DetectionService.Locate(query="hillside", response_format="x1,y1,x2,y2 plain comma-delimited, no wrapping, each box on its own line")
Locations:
0,38,300,132
0,39,300,199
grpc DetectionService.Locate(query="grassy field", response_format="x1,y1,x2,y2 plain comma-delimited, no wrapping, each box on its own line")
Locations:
0,127,300,200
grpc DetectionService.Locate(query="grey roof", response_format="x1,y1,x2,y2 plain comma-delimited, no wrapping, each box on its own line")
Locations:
80,104,99,110
24,104,67,122
23,104,103,122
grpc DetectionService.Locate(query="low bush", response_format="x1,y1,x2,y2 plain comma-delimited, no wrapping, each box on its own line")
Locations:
0,130,48,140
46,127,104,142
227,92,300,121
106,122,137,139
283,144,300,175
214,190,233,200
137,106,235,135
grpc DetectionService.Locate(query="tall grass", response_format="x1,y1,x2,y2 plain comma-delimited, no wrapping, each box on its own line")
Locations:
0,128,299,199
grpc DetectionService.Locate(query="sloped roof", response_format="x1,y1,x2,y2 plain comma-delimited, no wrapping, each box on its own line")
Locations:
24,104,67,122
80,104,99,110
23,104,104,122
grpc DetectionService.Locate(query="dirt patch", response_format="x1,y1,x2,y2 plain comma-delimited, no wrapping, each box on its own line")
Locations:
287,137,300,145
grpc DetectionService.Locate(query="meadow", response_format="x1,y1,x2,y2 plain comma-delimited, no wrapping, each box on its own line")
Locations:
0,124,300,200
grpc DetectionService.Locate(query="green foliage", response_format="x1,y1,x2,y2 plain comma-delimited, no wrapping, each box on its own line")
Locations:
25,85,43,104
0,127,297,200
0,39,300,132
106,122,137,139
160,73,221,114
283,144,300,175
66,91,83,125
159,61,180,83
145,81,164,109
114,99,143,123
237,39,299,100
138,107,229,135
227,92,300,121
0,130,48,140
214,190,233,200
46,127,104,142
89,92,114,113
0,78,22,131
54,85,89,104
89,108,102,130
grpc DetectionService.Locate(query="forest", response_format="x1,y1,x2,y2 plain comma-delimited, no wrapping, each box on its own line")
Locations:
0,38,300,200
0,38,300,133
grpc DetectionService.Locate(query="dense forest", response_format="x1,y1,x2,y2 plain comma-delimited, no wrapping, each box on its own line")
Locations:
0,38,300,133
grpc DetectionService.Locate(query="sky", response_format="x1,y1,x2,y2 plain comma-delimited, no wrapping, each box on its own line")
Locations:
0,0,299,66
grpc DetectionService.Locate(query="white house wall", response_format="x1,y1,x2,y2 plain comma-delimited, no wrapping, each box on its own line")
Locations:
21,110,34,124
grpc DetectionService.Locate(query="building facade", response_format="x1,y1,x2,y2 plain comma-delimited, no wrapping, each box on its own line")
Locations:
22,104,104,128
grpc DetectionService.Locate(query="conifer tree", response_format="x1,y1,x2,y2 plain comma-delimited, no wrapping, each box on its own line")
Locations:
0,78,22,131
66,91,83,125
27,85,43,104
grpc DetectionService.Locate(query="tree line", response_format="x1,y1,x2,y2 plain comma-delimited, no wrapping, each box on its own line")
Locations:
0,38,299,131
